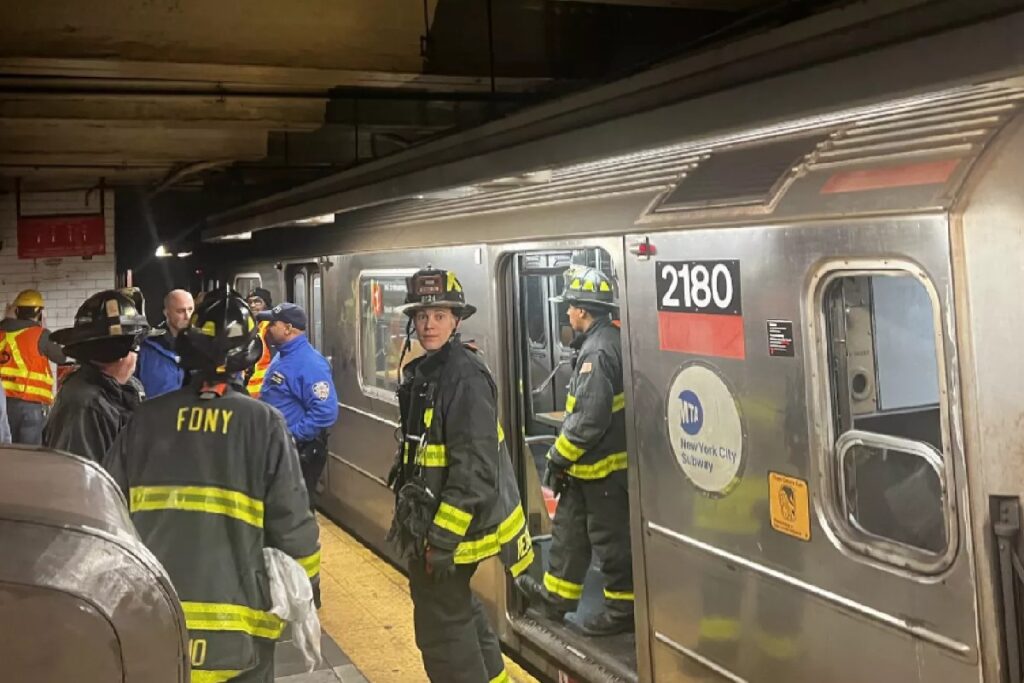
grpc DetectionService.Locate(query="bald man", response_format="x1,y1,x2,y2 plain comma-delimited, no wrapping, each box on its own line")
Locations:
134,289,193,398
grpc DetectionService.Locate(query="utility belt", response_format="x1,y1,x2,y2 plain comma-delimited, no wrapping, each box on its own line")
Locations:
295,430,329,463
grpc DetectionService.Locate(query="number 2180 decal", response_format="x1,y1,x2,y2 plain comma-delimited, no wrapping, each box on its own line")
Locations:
656,260,741,315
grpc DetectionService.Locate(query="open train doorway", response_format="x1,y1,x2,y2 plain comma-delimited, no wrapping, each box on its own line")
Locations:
507,245,638,682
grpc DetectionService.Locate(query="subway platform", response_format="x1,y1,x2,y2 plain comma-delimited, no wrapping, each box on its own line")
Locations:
274,514,539,683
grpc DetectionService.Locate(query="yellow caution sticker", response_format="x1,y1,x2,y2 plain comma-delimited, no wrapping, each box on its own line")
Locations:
768,472,810,541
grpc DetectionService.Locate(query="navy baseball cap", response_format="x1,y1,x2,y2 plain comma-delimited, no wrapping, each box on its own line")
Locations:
256,302,307,330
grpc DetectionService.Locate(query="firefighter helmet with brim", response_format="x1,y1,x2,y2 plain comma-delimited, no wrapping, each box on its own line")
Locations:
178,288,263,374
396,267,477,320
52,289,159,362
549,265,618,312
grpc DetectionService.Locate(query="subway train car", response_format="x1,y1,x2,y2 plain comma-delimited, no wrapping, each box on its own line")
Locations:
203,75,1024,682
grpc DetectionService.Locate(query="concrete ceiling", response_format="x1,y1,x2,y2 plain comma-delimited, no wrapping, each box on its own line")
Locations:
0,0,796,199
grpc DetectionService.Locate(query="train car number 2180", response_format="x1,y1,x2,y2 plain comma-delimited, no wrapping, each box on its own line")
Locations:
655,259,742,316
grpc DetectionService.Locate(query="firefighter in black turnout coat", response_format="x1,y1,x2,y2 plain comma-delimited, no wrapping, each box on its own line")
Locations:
44,289,153,462
516,266,634,637
104,290,320,683
387,268,533,683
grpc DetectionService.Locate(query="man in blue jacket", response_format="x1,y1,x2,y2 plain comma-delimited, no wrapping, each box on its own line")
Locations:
135,289,192,398
258,302,338,509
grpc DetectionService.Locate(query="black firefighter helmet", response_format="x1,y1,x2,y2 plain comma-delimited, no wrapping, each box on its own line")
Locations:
549,265,618,313
397,267,476,320
52,289,157,363
178,288,263,375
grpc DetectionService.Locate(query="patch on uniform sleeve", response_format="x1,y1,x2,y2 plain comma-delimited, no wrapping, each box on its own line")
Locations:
269,371,286,385
312,381,331,400
580,361,593,374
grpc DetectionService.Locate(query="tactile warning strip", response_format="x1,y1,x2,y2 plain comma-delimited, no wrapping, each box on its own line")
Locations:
316,514,539,683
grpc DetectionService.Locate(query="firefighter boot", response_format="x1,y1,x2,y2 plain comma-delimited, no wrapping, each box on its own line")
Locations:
579,611,635,637
514,574,570,621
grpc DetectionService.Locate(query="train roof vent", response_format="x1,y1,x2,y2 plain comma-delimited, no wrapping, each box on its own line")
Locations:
808,86,1024,169
655,133,823,212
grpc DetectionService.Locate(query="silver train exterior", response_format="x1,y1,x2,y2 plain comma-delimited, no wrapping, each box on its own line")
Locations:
209,75,1024,682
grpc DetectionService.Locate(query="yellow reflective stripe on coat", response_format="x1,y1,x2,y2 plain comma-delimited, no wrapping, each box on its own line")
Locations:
191,670,244,683
0,366,52,383
543,572,583,600
182,602,284,639
567,451,627,479
424,407,434,429
130,486,264,528
510,547,535,578
434,501,473,537
453,505,526,564
497,421,505,442
416,443,448,467
554,434,585,462
297,549,321,578
604,588,635,601
1,380,52,400
489,670,510,683
564,393,623,415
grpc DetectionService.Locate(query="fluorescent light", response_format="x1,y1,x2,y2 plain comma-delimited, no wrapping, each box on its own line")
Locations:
217,231,253,241
293,213,335,226
155,245,171,258
176,251,193,258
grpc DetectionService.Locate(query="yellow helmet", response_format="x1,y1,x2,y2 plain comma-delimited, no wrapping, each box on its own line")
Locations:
14,289,44,309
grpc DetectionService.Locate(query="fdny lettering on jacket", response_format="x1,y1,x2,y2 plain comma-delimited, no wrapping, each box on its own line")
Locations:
176,407,234,434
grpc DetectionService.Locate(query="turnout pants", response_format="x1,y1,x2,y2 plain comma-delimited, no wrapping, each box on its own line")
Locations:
544,469,633,618
408,560,509,683
296,431,329,510
8,397,44,445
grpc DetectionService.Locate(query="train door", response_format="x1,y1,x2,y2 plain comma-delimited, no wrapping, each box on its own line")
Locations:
624,221,980,683
286,262,324,352
506,243,638,683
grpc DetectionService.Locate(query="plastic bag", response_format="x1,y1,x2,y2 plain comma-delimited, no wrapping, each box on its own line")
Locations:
263,547,322,672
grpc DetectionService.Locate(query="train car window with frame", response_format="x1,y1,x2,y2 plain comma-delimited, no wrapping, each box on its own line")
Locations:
311,272,324,351
357,271,423,403
293,271,307,311
813,265,956,574
233,273,262,295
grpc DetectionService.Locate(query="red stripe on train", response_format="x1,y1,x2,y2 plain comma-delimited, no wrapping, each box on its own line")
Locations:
657,311,745,359
820,158,960,194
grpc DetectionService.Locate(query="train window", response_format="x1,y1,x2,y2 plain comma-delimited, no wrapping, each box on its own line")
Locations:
233,273,261,295
311,273,323,350
524,276,547,347
820,270,952,570
357,273,423,401
292,272,307,311
837,431,946,554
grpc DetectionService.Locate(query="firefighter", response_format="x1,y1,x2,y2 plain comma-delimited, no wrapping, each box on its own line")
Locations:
387,267,533,683
0,289,66,444
43,290,154,462
244,288,274,398
515,266,633,637
257,302,337,509
104,289,320,682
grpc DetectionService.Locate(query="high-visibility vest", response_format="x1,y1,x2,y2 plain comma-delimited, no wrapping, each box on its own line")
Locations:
246,321,272,398
0,327,54,404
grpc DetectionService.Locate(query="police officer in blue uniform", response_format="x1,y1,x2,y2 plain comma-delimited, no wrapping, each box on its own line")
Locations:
257,302,338,509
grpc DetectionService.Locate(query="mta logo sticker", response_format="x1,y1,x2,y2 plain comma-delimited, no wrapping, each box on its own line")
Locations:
678,389,702,435
312,381,330,401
